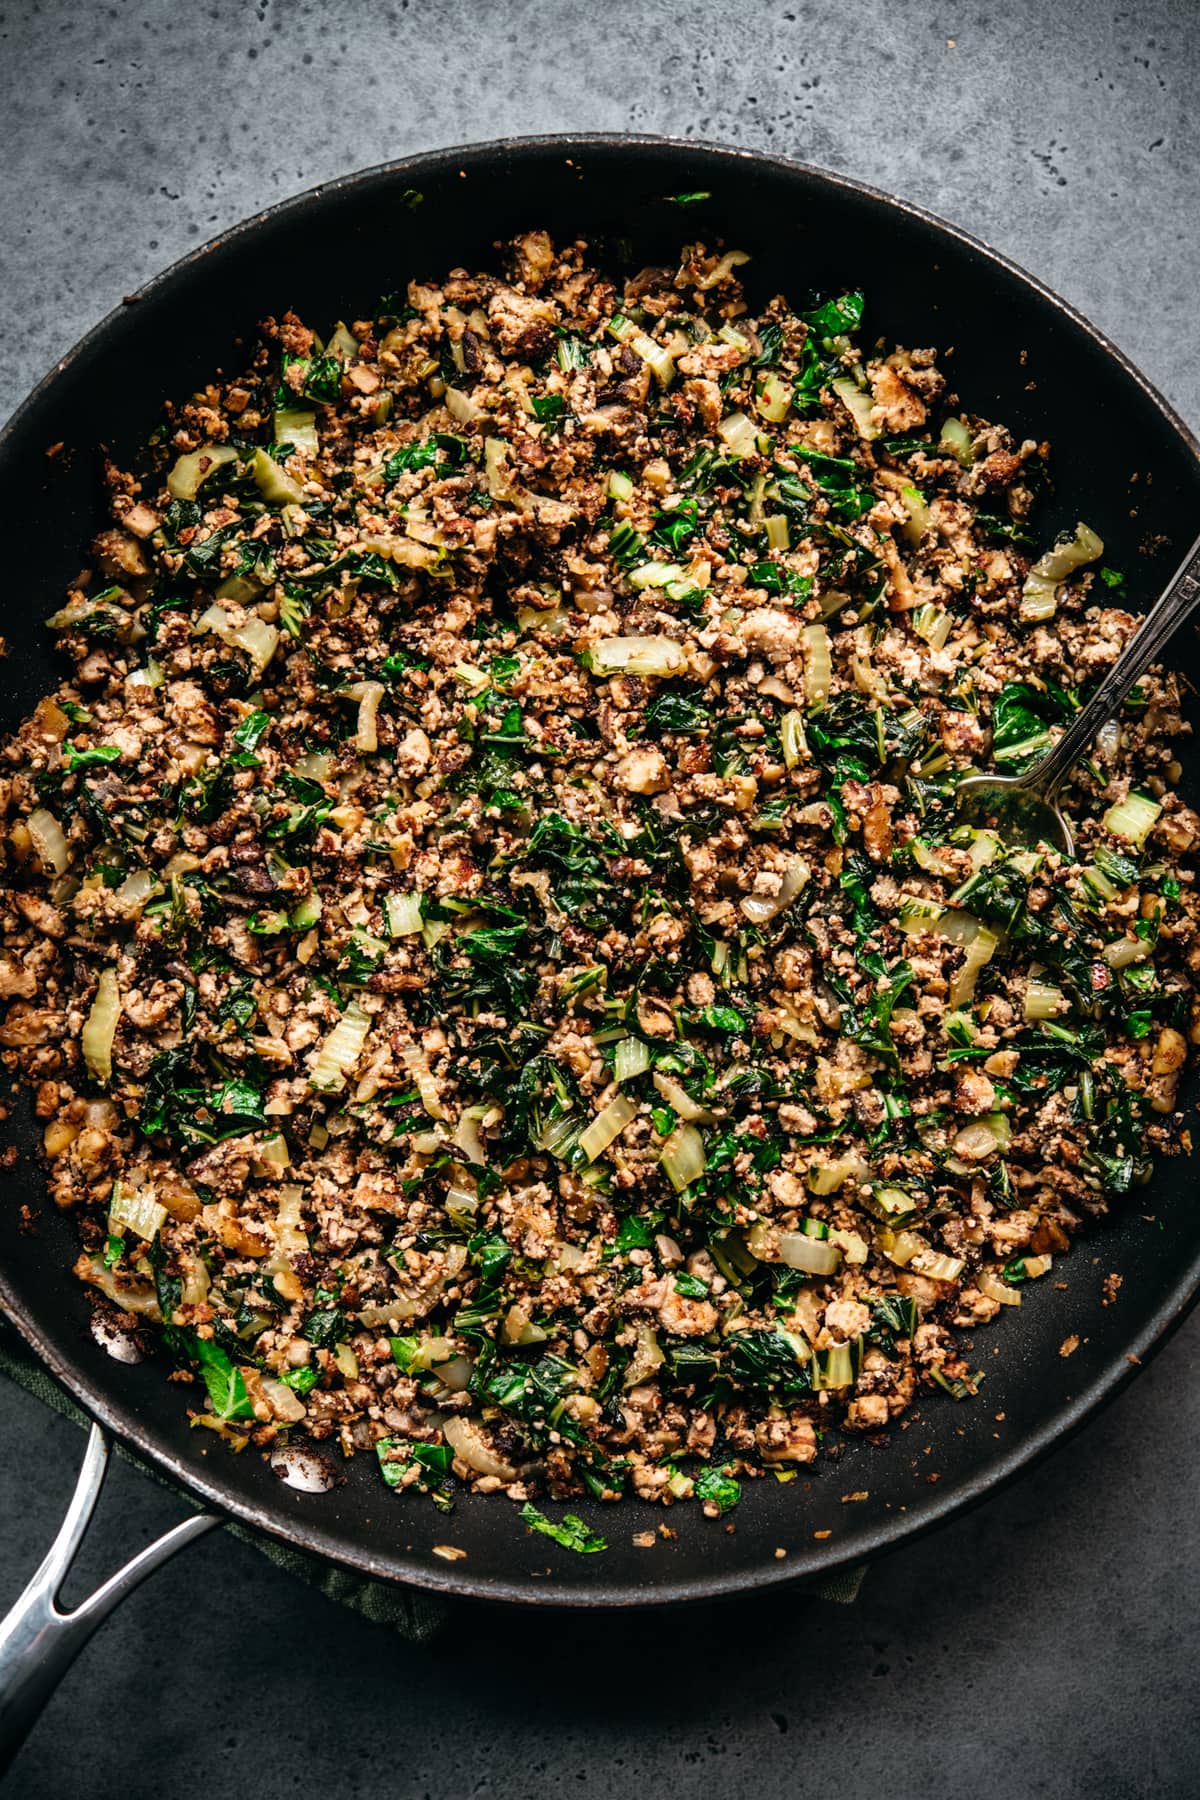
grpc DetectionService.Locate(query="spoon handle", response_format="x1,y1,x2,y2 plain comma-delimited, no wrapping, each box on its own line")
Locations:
1028,528,1200,797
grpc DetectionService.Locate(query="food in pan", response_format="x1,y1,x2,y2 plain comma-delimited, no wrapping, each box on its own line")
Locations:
1,231,1195,1529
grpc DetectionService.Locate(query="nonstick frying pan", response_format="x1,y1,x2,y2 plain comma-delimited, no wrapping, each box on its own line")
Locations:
0,131,1198,1756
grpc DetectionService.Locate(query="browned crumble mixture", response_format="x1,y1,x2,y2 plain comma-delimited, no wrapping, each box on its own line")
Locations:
1,231,1197,1529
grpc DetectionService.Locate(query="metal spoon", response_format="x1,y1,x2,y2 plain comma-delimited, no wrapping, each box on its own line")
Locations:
956,529,1200,858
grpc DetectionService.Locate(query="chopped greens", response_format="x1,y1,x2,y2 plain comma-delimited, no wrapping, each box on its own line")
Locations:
519,1503,608,1554
12,222,1196,1554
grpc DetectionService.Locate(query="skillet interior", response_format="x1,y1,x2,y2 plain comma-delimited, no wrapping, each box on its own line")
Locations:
0,134,1197,1606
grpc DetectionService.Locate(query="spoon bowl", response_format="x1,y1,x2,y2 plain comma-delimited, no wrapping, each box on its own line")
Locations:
954,529,1200,858
954,770,1076,857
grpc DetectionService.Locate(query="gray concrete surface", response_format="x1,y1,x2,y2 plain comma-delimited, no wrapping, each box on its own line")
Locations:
0,0,1197,1794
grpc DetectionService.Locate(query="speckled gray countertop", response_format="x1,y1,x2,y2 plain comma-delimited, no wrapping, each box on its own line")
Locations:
1,2,1197,1795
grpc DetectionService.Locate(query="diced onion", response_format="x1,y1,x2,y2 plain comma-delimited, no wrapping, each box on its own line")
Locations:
1103,935,1150,969
433,1351,477,1388
778,1231,842,1276
912,603,952,650
399,1040,446,1120
273,408,318,453
255,1133,291,1170
910,1247,966,1282
740,855,810,925
910,839,955,878
76,1256,160,1319
614,1038,651,1083
445,1173,480,1231
27,808,71,876
196,604,279,677
878,1228,928,1268
261,1377,307,1424
695,249,750,291
385,892,423,937
968,830,1002,870
949,924,999,1006
811,1338,861,1390
829,1227,869,1265
273,1185,308,1258
442,1416,517,1480
579,1092,637,1163
660,1121,706,1191
628,561,686,590
899,896,947,932
82,967,120,1085
630,332,676,387
253,447,306,506
899,900,997,1005
781,709,808,770
1024,978,1065,1019
801,623,831,706
446,386,484,424
1086,864,1122,907
295,751,333,781
808,1155,869,1195
900,484,930,545
585,636,687,678
484,437,520,502
1102,792,1161,848
114,869,159,915
166,444,238,501
624,1322,665,1388
534,1112,581,1159
1097,719,1122,762
344,680,385,754
325,322,359,361
1020,522,1103,621
179,1250,211,1306
831,377,879,441
939,417,975,465
453,660,490,694
454,1106,488,1166
652,1071,713,1124
108,1179,167,1243
757,374,793,423
900,897,996,1008
864,1184,918,1224
952,1113,1011,1160
978,1270,1022,1307
308,1001,371,1093
717,411,758,457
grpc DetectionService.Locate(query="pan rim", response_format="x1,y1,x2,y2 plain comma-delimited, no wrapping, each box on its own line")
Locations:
2,130,1198,1608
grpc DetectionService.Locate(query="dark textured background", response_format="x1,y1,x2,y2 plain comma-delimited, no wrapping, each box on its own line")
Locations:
1,2,1197,1795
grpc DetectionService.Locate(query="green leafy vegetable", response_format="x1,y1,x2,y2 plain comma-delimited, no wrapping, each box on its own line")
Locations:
694,1464,742,1514
519,1502,607,1554
193,1339,255,1422
64,743,121,771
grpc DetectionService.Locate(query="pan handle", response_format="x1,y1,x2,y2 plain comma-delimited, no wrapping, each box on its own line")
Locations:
0,1422,220,1781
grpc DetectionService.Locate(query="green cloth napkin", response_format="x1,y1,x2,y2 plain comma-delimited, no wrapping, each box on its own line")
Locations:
0,1328,865,1626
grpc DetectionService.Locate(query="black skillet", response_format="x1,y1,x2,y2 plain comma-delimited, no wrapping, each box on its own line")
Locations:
0,133,1197,1762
